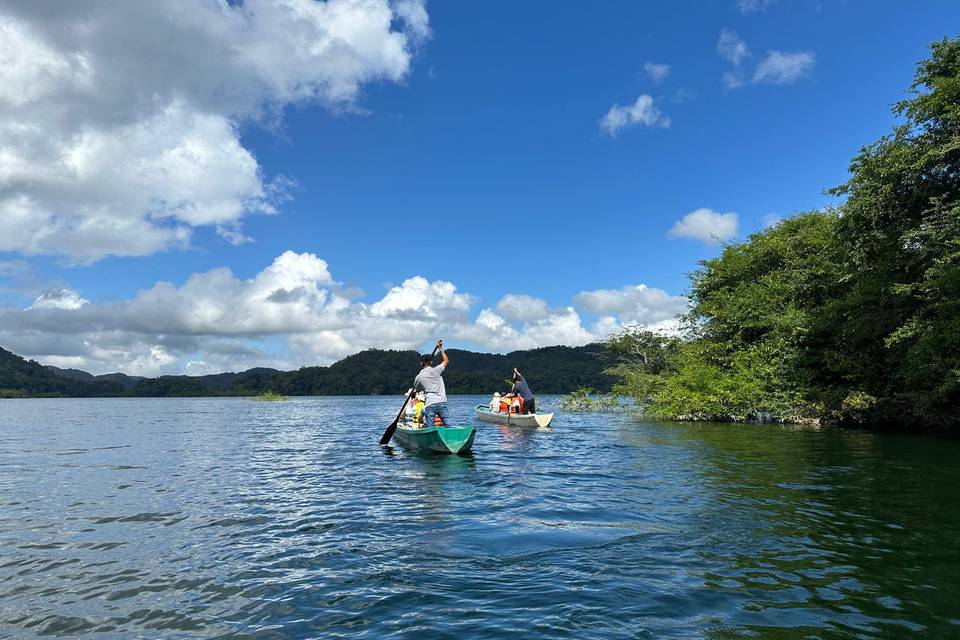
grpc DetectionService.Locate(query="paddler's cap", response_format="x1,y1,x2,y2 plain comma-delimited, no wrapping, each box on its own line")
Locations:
420,353,433,365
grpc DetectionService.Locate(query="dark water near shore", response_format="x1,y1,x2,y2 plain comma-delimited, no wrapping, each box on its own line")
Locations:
1,396,958,639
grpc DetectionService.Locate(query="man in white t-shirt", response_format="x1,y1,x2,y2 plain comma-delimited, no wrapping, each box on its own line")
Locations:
414,339,450,427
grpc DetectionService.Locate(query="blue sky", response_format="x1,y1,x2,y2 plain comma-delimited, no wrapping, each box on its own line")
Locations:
0,0,957,374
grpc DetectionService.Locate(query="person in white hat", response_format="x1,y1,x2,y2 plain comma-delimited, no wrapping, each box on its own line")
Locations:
488,391,501,413
404,389,427,427
404,388,418,424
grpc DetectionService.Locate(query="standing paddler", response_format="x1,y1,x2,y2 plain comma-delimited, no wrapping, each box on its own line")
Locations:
414,339,450,427
511,368,536,414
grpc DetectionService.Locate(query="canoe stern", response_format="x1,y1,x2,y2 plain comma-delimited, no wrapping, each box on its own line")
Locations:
438,425,476,454
395,423,476,455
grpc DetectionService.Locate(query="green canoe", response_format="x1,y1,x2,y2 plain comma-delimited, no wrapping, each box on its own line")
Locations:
393,422,476,455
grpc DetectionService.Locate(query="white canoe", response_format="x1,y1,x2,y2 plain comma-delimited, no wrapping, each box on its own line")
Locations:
475,404,554,428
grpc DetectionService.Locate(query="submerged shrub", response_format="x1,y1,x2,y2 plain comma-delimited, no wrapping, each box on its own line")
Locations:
253,391,287,401
560,387,622,412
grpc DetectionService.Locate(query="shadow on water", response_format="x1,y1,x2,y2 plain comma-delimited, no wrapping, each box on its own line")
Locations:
615,418,960,638
379,443,399,457
406,450,478,478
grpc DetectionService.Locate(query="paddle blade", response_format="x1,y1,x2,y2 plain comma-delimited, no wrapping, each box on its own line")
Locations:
379,417,399,445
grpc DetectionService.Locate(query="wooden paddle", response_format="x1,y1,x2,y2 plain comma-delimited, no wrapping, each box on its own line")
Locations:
379,343,439,445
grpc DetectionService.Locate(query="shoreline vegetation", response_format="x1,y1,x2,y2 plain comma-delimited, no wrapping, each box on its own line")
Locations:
596,39,960,433
252,391,287,402
558,388,624,412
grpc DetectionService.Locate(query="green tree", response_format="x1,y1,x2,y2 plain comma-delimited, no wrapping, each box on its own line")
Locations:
815,37,960,426
654,212,841,422
604,327,681,409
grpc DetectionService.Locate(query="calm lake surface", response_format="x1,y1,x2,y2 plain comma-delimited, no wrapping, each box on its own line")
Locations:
0,396,958,639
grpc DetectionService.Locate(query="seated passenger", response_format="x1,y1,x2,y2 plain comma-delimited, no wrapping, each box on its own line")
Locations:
405,389,419,424
489,392,501,412
405,390,426,427
413,392,425,425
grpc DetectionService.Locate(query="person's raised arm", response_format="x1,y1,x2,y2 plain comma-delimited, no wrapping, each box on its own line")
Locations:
438,339,449,368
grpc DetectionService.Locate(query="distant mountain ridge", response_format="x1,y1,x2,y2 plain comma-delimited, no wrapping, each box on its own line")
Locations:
0,344,614,398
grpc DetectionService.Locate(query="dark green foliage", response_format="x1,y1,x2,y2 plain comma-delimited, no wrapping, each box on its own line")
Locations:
815,37,960,427
129,376,214,397
0,344,614,398
43,367,96,382
604,328,681,409
97,373,145,392
655,212,841,422
0,348,123,397
559,387,623,412
253,391,286,401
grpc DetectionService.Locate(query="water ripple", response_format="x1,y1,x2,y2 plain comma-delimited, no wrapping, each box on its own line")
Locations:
0,396,958,638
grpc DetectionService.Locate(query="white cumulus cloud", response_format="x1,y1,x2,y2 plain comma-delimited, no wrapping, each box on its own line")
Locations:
495,294,551,323
0,0,428,262
717,29,750,66
393,0,431,41
573,284,689,329
716,30,814,89
753,51,815,85
600,95,670,136
454,306,595,353
27,287,89,311
668,208,739,245
0,253,689,375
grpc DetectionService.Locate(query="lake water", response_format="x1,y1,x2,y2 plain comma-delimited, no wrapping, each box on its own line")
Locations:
0,396,958,639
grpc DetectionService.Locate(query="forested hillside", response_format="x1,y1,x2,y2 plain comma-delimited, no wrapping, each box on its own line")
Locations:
0,344,613,398
0,348,124,397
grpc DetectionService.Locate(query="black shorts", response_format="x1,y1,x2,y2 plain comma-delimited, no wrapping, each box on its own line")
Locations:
524,398,536,414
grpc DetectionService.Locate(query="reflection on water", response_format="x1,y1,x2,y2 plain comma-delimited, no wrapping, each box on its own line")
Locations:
0,396,958,639
493,422,551,451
